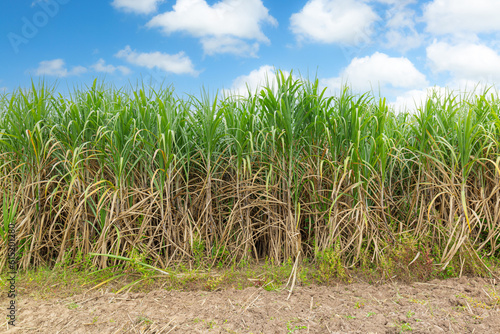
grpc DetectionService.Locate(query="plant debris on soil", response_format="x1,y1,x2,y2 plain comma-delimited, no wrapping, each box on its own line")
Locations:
3,276,500,333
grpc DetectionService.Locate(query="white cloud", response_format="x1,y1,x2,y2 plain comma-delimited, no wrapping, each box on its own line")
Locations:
426,41,500,82
115,46,198,76
321,52,428,93
383,5,422,51
201,37,260,57
374,0,415,4
91,59,131,75
290,0,379,44
386,8,412,29
391,81,494,112
384,29,421,52
35,59,87,77
445,79,491,93
424,0,500,35
224,65,291,97
111,0,164,14
147,0,276,56
391,86,447,112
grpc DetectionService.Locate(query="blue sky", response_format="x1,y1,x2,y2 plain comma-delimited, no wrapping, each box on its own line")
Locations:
2,0,500,109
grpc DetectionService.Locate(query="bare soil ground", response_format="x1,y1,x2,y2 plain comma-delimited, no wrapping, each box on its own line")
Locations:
3,276,500,334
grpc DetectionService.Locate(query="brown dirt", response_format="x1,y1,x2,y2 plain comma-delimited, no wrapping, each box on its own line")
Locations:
3,276,500,333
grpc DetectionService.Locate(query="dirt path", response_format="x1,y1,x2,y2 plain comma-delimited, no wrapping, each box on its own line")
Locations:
3,277,500,333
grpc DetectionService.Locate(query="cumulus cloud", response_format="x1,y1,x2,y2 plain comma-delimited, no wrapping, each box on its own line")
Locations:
115,46,198,76
35,59,87,77
426,41,500,82
111,0,164,14
424,0,500,35
146,0,276,56
391,80,493,112
290,0,379,45
321,52,428,93
91,59,130,75
224,65,291,97
391,86,448,112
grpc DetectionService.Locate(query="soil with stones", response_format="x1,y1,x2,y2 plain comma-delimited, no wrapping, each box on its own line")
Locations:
3,276,500,333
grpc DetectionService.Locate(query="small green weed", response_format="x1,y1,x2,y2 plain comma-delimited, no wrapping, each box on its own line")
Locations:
400,322,412,332
67,302,79,309
137,315,153,325
286,320,307,333
354,301,364,309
